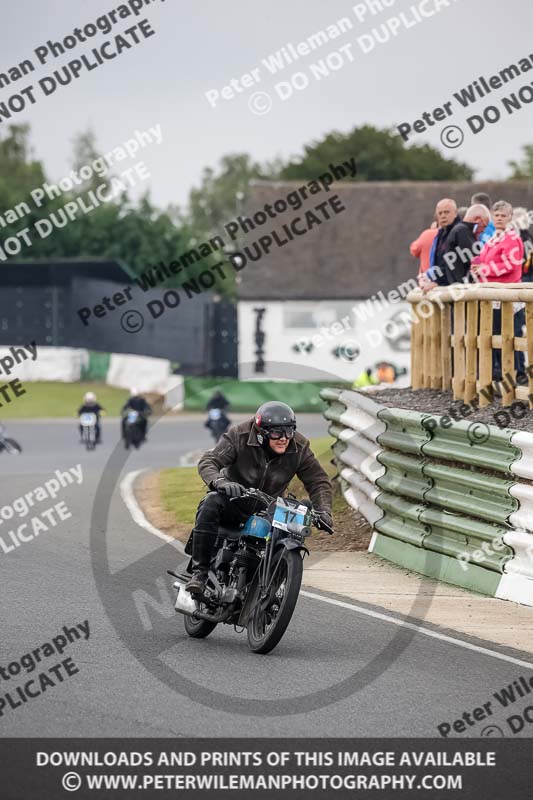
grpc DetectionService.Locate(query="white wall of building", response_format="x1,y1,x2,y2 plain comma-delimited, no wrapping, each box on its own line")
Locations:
238,299,411,384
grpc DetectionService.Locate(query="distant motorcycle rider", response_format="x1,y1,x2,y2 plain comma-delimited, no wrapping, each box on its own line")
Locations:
77,391,104,443
205,389,231,441
206,389,230,413
121,388,152,441
186,401,333,594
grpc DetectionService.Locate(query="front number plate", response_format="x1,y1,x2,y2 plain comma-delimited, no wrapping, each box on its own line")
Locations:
272,499,309,532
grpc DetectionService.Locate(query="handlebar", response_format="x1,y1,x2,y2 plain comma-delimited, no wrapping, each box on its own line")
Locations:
228,487,334,534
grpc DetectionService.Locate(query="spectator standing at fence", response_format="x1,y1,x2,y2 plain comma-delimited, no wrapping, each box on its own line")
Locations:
471,200,525,380
418,199,462,291
471,192,496,243
420,202,488,290
512,207,533,283
410,221,437,273
471,201,524,284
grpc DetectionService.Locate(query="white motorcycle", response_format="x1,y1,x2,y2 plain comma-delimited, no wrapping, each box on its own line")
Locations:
79,412,98,451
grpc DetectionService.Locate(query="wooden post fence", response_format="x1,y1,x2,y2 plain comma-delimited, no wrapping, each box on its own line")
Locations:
407,283,533,408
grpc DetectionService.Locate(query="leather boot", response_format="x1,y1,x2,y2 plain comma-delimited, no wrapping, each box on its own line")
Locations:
185,530,214,594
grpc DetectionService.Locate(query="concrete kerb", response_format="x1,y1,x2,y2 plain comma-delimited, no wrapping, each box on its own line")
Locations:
90,362,441,718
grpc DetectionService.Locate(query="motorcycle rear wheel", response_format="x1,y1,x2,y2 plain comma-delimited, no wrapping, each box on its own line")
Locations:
247,549,303,655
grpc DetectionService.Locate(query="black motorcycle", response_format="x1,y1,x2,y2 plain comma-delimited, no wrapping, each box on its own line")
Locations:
205,408,230,443
169,488,333,654
123,410,145,449
0,422,22,454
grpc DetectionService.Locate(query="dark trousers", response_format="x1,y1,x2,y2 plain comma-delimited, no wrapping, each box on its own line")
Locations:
194,492,249,539
185,492,250,568
492,307,525,380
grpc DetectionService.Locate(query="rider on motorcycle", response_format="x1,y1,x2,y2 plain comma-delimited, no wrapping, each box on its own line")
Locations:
185,401,333,594
77,391,104,443
205,389,231,440
206,389,230,413
121,388,152,441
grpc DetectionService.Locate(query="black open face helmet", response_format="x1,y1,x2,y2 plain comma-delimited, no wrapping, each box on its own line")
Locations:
254,401,297,440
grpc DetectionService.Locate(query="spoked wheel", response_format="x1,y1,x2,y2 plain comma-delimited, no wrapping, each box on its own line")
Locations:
247,549,303,654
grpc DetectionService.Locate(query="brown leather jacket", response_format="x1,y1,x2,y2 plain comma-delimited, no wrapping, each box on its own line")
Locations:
198,419,332,513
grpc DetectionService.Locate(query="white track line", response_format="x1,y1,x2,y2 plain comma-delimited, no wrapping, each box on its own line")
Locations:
301,590,533,670
121,470,533,668
120,469,185,552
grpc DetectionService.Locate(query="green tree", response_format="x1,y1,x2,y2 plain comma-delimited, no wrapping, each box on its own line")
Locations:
508,145,533,179
280,126,474,182
0,123,46,206
187,153,278,237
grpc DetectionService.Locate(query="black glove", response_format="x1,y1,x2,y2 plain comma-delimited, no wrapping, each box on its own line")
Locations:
214,479,246,499
315,509,333,532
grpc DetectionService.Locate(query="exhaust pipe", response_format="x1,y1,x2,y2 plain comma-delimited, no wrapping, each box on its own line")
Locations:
173,580,198,616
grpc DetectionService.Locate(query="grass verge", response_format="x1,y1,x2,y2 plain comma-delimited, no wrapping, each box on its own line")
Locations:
1,382,130,418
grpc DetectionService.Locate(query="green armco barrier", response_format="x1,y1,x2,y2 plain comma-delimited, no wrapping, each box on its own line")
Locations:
184,378,348,413
374,514,428,549
375,493,513,573
376,408,432,454
375,488,513,573
323,400,351,426
371,533,503,596
423,463,517,524
376,452,429,501
327,422,346,441
332,440,348,461
374,495,428,549
321,388,533,604
377,450,517,524
420,417,519,474
320,387,344,403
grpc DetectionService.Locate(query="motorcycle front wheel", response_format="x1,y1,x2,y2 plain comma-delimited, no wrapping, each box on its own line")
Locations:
184,614,218,639
247,549,303,655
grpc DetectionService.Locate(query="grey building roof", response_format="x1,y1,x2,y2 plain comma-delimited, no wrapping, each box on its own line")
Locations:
236,180,533,300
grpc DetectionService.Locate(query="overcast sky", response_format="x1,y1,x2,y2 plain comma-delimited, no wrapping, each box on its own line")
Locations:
4,0,533,212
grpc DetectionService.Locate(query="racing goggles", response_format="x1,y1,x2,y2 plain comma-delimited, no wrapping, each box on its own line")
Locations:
265,425,295,440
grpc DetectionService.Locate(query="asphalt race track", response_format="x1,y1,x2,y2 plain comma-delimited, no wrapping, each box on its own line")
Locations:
1,414,532,738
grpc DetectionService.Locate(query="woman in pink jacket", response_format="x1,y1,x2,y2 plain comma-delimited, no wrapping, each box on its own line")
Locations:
470,200,524,283
471,200,525,380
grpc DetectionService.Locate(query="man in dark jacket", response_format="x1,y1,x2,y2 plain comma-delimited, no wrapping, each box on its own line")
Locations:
121,388,152,441
185,401,333,594
421,203,490,289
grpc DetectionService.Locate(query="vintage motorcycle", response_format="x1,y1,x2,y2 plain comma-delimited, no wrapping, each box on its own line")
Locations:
169,488,333,654
79,412,98,451
205,407,230,443
0,422,22,454
123,409,145,449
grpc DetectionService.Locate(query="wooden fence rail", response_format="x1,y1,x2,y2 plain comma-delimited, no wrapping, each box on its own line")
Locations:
407,283,533,408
